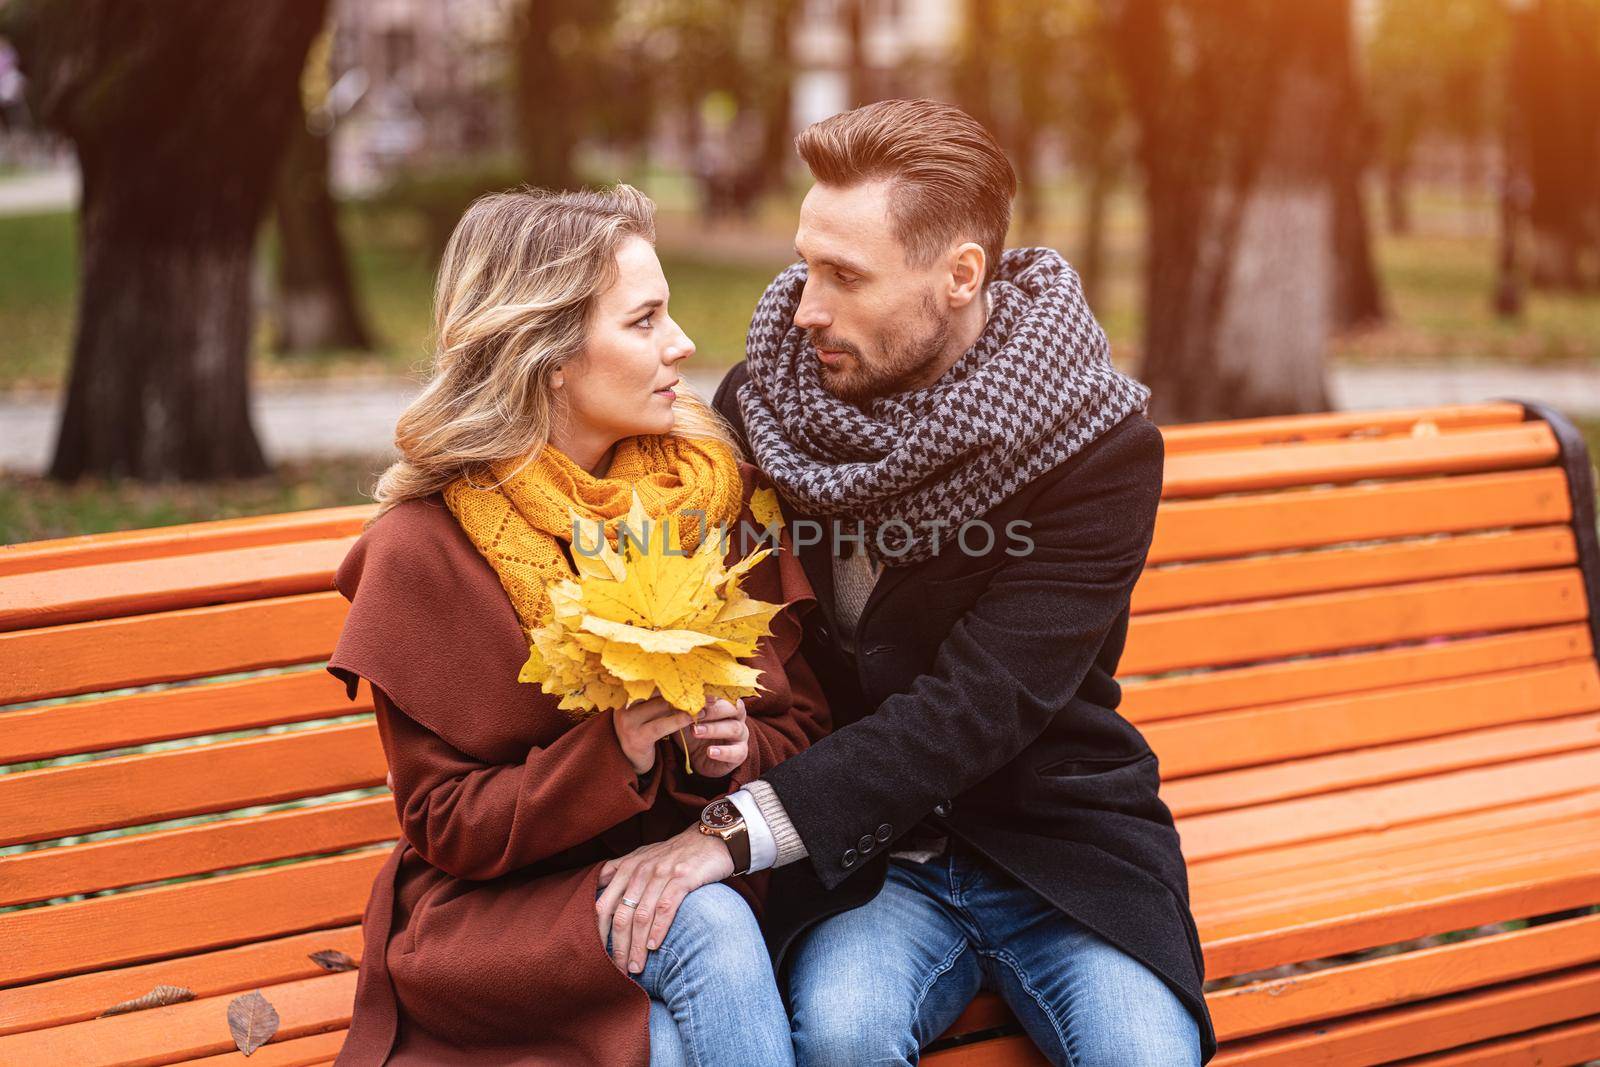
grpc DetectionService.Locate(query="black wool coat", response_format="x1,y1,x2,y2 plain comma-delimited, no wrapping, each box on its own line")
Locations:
714,361,1217,1063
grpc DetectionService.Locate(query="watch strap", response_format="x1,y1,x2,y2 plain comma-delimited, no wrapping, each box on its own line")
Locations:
724,820,752,875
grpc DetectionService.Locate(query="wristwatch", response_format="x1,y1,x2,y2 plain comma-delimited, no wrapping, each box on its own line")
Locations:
698,797,752,875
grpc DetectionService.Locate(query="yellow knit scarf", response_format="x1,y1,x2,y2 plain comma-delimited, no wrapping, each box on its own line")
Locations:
443,434,743,636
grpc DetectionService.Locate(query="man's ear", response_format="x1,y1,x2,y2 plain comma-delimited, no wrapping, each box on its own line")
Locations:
947,242,986,308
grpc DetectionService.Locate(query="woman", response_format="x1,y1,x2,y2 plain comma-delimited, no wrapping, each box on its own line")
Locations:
326,184,829,1066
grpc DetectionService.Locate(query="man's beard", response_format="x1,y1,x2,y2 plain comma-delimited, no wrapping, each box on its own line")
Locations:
812,292,954,406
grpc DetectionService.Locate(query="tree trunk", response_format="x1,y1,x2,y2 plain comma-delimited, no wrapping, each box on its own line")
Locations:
513,0,581,189
1330,6,1385,330
843,0,869,107
1106,0,1341,424
756,0,799,196
1509,0,1600,291
272,109,372,355
1383,157,1412,235
955,0,996,134
6,0,327,481
1080,158,1112,309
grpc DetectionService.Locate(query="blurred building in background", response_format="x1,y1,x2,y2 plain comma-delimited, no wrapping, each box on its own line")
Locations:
326,0,514,195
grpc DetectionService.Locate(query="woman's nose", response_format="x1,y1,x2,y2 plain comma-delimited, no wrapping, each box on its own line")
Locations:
665,327,695,362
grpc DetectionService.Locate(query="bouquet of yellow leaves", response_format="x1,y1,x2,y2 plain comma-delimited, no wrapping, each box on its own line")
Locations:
520,490,787,769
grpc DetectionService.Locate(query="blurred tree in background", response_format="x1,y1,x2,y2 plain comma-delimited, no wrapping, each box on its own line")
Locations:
2,0,328,480
272,23,374,356
1104,0,1352,422
1368,0,1507,236
1506,0,1600,291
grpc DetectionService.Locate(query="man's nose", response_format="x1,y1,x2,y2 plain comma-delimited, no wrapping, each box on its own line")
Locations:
794,281,830,330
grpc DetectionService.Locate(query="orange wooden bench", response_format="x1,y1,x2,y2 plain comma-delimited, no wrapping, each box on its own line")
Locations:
3,400,1599,1066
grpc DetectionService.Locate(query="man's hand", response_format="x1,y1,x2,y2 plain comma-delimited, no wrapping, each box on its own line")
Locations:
685,697,748,778
595,823,735,974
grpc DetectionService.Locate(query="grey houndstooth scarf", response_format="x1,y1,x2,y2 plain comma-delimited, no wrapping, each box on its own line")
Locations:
736,246,1152,567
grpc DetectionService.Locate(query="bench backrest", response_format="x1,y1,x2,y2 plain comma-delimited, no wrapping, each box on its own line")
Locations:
2,400,1596,1052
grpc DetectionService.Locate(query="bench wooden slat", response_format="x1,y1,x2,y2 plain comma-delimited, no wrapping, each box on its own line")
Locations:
925,1034,1046,1065
1209,911,1600,1043
1122,623,1594,722
1156,402,1527,454
0,505,368,579
0,926,364,1037
1162,423,1558,498
0,850,387,987
0,669,367,766
1163,707,1600,817
1190,785,1600,891
178,1029,350,1066
1195,793,1600,901
1210,965,1600,1066
0,797,396,907
1200,831,1600,976
1403,1014,1600,1065
0,592,347,705
0,970,357,1067
1148,467,1572,565
0,537,357,631
1133,526,1576,614
1179,749,1600,863
0,723,387,846
1145,661,1600,779
1124,569,1590,676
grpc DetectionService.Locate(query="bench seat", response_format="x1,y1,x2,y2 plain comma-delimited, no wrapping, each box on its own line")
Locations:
3,401,1598,1065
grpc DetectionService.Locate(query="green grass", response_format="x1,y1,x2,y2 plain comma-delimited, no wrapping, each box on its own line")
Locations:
0,455,388,544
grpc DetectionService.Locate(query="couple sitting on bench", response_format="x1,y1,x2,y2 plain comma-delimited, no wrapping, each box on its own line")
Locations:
326,98,1214,1066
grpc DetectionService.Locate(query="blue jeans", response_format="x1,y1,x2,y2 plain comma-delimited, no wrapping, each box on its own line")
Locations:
600,881,795,1067
784,841,1201,1066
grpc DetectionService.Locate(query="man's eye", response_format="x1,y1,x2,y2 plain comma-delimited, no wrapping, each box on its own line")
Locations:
835,271,857,286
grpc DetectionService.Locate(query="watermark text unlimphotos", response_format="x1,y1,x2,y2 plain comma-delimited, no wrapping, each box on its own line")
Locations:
571,511,1035,560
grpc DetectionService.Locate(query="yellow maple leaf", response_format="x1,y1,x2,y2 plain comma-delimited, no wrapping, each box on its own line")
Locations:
750,487,785,533
518,490,788,770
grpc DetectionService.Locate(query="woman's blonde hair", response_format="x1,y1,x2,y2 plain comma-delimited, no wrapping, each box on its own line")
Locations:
367,183,741,527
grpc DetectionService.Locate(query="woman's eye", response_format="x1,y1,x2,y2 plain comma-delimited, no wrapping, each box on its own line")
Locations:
634,313,654,328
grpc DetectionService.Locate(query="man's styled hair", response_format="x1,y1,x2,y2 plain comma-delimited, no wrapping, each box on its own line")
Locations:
795,98,1017,284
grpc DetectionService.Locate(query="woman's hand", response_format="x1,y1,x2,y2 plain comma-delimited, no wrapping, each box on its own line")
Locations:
595,823,735,974
612,696,695,777
686,697,749,778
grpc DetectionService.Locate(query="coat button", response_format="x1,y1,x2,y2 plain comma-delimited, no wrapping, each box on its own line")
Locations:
857,834,875,853
841,848,858,869
933,800,951,817
875,823,892,842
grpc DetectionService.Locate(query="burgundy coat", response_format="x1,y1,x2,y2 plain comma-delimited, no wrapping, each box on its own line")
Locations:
325,462,830,1066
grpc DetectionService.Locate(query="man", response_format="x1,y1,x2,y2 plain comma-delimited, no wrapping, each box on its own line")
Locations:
599,98,1215,1065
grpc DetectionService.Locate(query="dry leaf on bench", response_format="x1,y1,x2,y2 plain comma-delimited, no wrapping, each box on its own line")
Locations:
227,990,280,1056
98,984,195,1017
308,949,359,973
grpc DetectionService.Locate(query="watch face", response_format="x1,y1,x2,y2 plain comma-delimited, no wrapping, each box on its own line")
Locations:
701,798,739,830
